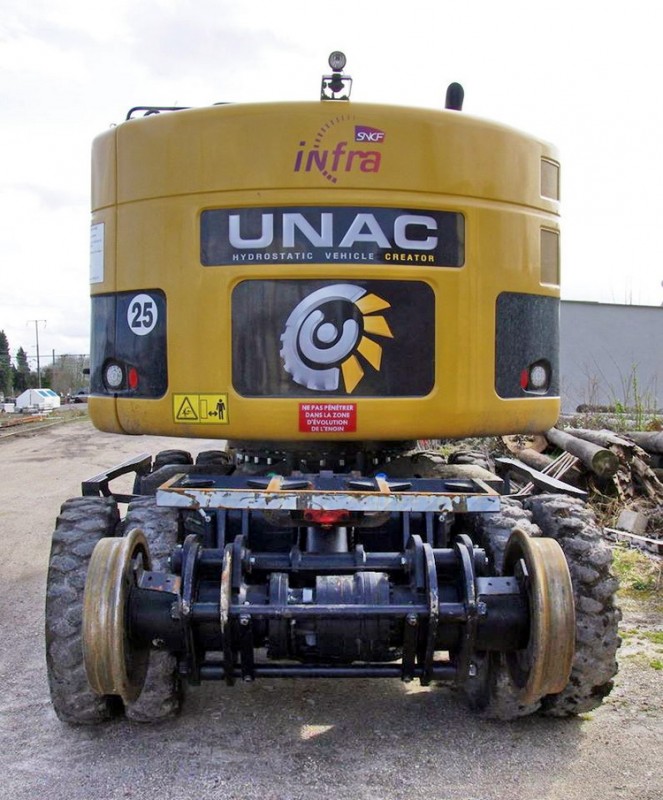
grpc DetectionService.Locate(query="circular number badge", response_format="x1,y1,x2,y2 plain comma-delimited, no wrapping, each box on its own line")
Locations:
127,294,158,336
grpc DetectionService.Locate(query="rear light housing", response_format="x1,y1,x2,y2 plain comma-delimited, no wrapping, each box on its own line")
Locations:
520,359,552,394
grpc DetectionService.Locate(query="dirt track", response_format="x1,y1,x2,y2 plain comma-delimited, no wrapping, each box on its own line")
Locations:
1,417,661,800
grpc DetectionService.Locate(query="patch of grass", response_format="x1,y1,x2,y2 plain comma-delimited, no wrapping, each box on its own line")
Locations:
618,627,663,651
642,630,663,646
621,652,663,672
612,546,662,600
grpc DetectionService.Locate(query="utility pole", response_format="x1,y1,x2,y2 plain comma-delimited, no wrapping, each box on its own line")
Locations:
28,319,46,388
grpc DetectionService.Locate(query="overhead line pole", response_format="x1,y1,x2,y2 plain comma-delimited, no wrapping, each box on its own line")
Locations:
27,319,47,388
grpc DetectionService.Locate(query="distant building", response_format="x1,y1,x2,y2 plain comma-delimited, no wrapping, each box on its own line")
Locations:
15,388,61,412
560,301,662,414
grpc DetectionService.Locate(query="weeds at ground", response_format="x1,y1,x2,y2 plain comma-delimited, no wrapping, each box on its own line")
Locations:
612,546,662,601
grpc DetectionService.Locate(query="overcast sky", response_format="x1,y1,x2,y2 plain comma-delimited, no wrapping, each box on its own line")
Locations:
1,0,661,367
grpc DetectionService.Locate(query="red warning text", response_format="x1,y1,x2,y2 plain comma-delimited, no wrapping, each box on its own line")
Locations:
299,403,357,433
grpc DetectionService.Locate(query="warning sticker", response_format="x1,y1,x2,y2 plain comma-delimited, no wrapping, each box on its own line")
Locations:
299,403,357,433
173,394,229,424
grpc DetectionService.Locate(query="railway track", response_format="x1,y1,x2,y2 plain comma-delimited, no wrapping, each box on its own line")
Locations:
0,410,86,438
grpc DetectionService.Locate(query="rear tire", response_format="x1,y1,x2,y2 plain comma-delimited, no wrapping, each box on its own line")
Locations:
122,497,183,722
45,497,120,724
465,496,620,719
524,494,621,716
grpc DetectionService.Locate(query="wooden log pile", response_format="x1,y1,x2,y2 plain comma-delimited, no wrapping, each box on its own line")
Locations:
551,428,663,506
503,427,663,555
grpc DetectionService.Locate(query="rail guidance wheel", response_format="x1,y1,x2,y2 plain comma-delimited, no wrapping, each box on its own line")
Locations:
503,527,575,704
82,528,152,703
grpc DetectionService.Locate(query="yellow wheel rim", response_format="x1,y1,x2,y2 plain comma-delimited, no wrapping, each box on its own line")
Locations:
503,528,575,704
82,528,151,703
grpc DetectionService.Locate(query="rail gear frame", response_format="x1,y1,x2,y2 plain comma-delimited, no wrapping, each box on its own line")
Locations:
46,54,619,724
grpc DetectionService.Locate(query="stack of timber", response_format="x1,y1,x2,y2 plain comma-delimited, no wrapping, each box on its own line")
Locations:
504,427,663,555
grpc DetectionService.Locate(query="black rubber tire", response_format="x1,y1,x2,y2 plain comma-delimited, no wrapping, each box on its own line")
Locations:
122,497,183,722
153,449,193,471
471,497,540,573
524,494,621,716
195,449,232,467
45,496,120,724
448,448,493,472
465,496,620,719
463,499,543,719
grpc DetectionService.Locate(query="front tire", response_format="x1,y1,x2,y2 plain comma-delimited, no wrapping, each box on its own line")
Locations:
195,449,232,468
153,449,193,471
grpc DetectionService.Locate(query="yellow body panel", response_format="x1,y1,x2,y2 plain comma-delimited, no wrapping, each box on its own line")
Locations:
89,101,560,441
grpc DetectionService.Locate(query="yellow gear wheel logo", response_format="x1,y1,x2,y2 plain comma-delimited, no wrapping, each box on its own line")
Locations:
280,284,393,393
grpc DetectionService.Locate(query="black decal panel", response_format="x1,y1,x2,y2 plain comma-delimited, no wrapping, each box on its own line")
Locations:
90,291,168,398
202,206,464,267
232,280,435,397
495,293,559,398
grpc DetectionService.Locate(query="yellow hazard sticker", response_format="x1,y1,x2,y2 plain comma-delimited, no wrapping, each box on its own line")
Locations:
173,394,229,424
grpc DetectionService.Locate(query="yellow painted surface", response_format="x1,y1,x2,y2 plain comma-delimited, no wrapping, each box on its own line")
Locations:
89,101,560,441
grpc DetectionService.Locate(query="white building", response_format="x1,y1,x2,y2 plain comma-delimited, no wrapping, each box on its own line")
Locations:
15,388,61,412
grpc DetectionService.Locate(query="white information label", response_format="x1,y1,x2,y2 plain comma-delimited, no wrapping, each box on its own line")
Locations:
127,293,158,336
90,223,105,284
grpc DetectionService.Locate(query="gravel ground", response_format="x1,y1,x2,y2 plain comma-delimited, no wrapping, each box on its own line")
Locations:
0,417,661,800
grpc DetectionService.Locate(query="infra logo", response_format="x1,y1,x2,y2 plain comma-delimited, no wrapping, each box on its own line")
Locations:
280,284,393,393
293,115,382,184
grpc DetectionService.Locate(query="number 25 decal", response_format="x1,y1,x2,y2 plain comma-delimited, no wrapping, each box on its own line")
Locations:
127,293,158,336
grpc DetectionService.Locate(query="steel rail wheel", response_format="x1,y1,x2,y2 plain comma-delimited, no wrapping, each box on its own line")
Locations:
503,527,575,704
82,528,152,703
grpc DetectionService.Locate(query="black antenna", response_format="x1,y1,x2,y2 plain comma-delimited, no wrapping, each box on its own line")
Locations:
445,83,464,111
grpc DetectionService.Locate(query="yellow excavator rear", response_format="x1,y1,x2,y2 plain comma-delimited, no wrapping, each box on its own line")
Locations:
45,54,619,725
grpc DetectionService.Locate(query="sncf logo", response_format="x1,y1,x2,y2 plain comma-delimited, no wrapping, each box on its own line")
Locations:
355,125,385,143
293,114,384,184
